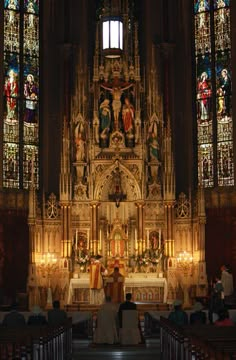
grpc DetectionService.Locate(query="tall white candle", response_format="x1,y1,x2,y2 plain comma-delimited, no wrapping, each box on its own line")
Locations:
159,229,161,249
75,229,78,249
147,229,149,248
135,228,137,250
87,229,90,250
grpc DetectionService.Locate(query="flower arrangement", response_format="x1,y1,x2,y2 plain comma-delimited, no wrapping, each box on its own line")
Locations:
131,248,164,272
76,249,91,266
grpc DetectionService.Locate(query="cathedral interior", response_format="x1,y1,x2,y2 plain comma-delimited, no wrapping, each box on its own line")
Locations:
0,0,236,309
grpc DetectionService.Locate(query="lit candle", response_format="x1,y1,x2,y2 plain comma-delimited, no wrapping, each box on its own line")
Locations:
87,229,90,250
75,229,78,249
159,229,161,249
135,228,137,250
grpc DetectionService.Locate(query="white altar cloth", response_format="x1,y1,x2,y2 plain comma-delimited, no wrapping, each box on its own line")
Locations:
67,273,168,304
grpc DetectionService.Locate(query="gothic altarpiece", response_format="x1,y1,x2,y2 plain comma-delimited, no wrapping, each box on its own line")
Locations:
27,0,207,308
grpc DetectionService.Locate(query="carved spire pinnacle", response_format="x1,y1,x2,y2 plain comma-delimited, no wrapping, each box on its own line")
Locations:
163,115,175,202
60,116,72,202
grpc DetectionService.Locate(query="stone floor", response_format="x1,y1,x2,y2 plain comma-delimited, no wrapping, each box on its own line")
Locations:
72,338,161,360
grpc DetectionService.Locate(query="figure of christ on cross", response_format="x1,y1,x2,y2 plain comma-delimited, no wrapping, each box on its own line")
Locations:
100,78,134,131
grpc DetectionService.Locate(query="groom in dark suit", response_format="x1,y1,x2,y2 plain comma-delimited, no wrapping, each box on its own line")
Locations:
118,292,136,327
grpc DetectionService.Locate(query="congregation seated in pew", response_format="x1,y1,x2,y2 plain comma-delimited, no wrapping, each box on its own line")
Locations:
2,302,26,327
190,301,206,325
48,300,67,327
27,305,47,326
214,308,235,327
168,299,188,326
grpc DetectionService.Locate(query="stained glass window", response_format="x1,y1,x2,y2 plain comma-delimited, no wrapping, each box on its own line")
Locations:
3,0,40,189
194,0,233,187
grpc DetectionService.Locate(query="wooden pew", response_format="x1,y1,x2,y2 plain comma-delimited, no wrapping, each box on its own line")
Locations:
160,316,236,360
0,318,72,360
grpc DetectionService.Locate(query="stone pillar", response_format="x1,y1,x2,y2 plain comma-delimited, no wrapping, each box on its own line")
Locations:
136,201,145,254
61,204,72,258
90,201,100,255
164,202,175,258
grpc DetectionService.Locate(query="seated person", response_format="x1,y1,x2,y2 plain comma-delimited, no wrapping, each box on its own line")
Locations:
48,300,67,327
93,296,118,344
168,299,188,326
27,305,47,326
118,293,136,328
214,308,235,327
190,302,206,325
2,301,26,327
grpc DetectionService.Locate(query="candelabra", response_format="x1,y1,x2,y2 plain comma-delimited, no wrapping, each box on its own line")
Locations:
176,250,193,308
38,253,58,309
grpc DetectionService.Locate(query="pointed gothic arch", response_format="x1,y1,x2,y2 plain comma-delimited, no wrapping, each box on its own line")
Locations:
94,160,142,201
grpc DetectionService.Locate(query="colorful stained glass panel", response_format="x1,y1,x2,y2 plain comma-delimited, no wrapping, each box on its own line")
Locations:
24,0,39,15
198,144,214,187
214,7,230,51
4,0,19,10
217,142,234,186
3,143,19,188
214,0,229,9
194,12,211,55
196,55,212,123
24,13,39,56
4,10,20,53
23,145,39,189
194,0,210,14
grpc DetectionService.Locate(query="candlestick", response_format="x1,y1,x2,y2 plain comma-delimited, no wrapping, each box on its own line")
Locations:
87,229,90,250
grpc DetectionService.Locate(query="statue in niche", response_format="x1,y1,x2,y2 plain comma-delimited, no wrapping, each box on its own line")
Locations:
110,232,125,258
122,98,135,145
74,113,85,161
150,231,159,251
99,99,111,145
148,114,160,161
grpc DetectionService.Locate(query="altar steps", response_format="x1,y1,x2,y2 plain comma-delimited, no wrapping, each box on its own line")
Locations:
65,302,169,317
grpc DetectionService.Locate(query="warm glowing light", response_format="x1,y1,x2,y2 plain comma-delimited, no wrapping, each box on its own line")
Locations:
177,250,193,263
102,19,123,57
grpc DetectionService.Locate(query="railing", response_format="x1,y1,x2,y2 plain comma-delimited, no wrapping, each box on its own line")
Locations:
0,318,72,360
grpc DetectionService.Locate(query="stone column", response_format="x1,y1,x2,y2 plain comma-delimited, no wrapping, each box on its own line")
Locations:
136,201,145,255
90,201,100,255
164,202,175,258
61,204,72,258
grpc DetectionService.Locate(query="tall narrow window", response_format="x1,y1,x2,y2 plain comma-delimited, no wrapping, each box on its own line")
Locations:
3,0,39,189
194,0,233,187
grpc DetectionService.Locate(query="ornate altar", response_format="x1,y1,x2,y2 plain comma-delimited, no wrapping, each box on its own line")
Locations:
67,273,167,304
27,0,207,309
